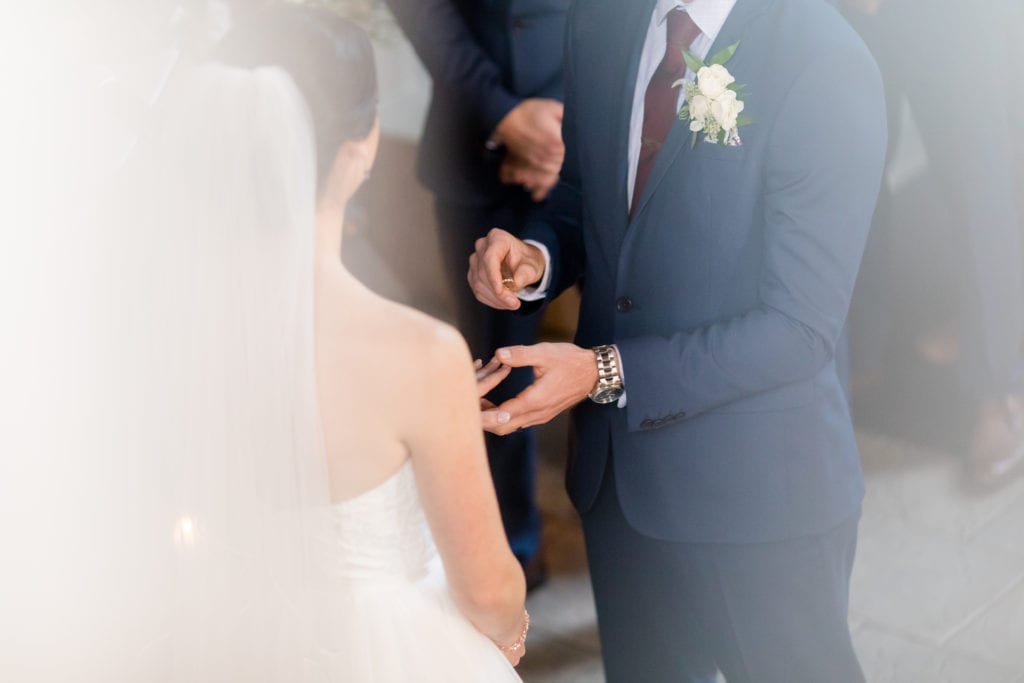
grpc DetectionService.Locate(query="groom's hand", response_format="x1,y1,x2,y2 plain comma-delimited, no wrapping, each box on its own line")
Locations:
467,228,546,311
480,343,597,435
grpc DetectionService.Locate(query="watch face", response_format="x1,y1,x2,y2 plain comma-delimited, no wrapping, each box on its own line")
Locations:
591,386,624,404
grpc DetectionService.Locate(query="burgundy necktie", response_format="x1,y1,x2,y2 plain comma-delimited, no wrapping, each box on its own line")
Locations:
631,9,702,214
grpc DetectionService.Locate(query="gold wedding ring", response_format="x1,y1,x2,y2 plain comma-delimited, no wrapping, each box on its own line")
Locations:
502,276,516,288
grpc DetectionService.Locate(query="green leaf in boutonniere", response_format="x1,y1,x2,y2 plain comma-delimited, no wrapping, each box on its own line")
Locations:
708,42,739,66
682,49,706,76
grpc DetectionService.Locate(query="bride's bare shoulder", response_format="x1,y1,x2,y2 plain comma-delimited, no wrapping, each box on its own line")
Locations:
347,287,472,375
390,303,472,373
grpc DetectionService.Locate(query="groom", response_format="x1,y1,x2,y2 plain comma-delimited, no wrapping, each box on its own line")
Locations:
468,0,886,680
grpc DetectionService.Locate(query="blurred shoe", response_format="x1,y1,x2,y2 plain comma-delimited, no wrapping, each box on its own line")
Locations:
523,555,548,593
968,395,1024,492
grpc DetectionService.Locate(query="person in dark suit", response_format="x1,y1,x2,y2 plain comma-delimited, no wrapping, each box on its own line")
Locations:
468,0,887,679
844,0,1024,489
384,0,572,582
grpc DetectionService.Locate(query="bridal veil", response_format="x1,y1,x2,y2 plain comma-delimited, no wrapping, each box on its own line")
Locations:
1,62,335,681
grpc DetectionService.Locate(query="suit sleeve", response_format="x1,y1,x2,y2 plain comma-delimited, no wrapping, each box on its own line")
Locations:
385,0,520,135
517,4,586,310
616,44,888,431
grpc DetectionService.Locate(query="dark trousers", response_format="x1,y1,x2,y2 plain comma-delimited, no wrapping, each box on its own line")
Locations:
434,194,542,563
582,453,864,683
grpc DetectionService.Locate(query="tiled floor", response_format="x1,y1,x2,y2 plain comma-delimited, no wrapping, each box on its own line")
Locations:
520,421,1024,683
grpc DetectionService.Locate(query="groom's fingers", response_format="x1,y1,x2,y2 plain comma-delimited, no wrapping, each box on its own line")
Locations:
495,344,549,369
481,407,513,433
485,388,557,434
481,230,524,309
468,237,521,310
481,234,510,292
486,405,552,435
482,385,543,434
511,262,540,290
504,247,542,292
468,252,516,310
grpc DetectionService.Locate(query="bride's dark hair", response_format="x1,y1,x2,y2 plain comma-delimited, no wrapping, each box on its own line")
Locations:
216,3,379,191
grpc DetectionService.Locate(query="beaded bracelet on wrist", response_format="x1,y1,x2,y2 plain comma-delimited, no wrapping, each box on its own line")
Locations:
499,609,530,656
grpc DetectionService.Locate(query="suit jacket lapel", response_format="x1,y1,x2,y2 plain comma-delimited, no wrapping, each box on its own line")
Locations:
574,0,656,274
606,0,659,244
626,0,773,226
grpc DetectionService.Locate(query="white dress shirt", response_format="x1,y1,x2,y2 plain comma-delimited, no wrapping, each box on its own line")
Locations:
519,0,738,404
626,0,737,209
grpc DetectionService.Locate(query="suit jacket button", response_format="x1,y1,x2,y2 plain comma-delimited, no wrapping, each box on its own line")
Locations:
616,297,634,313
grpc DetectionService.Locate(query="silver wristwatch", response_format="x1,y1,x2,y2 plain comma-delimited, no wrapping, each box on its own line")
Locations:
588,345,624,404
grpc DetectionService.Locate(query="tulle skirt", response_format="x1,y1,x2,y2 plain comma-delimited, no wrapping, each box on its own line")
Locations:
310,558,521,682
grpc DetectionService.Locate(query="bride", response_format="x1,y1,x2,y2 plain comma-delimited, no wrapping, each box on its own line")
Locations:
31,4,528,681
217,5,528,679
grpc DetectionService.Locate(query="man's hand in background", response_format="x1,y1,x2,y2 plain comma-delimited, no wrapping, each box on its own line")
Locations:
493,98,564,201
500,153,560,202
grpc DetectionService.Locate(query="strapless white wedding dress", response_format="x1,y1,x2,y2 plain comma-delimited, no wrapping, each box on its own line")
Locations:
313,460,522,682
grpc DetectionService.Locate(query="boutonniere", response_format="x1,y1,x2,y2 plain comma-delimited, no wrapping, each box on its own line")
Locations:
674,42,752,148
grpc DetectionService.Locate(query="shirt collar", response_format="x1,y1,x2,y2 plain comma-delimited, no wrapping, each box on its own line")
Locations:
656,0,738,45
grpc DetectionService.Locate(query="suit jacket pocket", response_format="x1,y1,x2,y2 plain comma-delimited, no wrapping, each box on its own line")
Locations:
704,381,814,415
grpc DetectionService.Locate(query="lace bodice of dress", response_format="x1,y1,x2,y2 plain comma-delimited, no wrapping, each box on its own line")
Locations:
329,460,438,582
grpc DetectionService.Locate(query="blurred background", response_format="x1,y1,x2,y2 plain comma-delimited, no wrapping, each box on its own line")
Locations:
7,1,1023,681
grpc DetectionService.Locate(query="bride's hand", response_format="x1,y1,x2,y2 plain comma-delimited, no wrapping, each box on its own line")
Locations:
494,608,530,667
502,643,525,667
474,358,511,410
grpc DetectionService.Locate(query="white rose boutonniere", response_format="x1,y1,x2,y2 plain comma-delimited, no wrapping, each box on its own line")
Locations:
673,42,752,147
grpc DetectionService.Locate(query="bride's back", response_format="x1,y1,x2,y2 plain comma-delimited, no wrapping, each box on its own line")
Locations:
314,269,465,501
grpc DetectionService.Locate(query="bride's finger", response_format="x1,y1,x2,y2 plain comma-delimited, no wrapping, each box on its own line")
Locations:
477,365,511,393
475,356,503,380
477,364,511,396
476,356,499,373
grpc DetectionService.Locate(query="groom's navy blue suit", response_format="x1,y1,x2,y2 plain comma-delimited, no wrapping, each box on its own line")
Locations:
523,0,886,679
